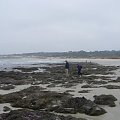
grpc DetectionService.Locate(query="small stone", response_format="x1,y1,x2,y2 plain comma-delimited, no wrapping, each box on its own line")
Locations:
3,106,11,112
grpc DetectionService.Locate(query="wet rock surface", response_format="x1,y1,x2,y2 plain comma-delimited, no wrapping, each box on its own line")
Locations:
0,109,87,120
102,85,120,89
3,106,11,112
13,67,39,72
81,85,99,88
78,90,91,93
55,97,106,116
94,94,117,107
0,86,71,110
0,62,117,87
0,86,106,116
0,62,119,119
116,77,120,82
0,84,15,90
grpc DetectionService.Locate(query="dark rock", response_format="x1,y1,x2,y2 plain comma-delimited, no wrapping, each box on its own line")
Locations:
0,62,118,118
55,97,106,116
81,85,98,88
1,86,71,111
90,80,107,85
0,85,15,90
94,94,117,107
13,67,39,72
116,77,120,82
109,77,120,83
3,106,11,112
81,85,92,88
62,83,77,88
78,90,91,93
0,86,106,116
102,85,120,89
47,84,56,87
0,109,86,120
66,90,75,93
31,81,41,85
0,62,117,88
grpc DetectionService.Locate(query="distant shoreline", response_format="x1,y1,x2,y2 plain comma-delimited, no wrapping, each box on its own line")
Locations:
0,56,120,60
0,50,120,59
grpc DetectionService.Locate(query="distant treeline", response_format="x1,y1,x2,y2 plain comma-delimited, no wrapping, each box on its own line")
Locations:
21,50,120,59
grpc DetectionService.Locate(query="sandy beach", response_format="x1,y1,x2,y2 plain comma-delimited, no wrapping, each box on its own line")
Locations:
0,57,120,120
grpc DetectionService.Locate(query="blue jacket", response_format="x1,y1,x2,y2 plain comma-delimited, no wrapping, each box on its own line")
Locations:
65,61,69,69
77,64,82,70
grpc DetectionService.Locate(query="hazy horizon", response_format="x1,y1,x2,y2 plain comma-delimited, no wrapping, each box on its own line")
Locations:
0,0,120,54
0,50,120,56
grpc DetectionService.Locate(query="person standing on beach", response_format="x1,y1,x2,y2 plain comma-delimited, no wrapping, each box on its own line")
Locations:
65,60,69,76
77,64,82,76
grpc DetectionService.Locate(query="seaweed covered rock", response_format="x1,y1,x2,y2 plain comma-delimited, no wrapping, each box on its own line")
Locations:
0,85,15,90
102,85,120,89
81,85,98,88
116,77,120,82
0,109,86,120
78,90,91,93
3,106,11,112
94,94,117,107
1,86,71,111
55,97,106,116
0,86,106,116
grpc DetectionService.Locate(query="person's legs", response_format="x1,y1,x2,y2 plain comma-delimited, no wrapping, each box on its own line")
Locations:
78,69,82,76
78,70,80,75
65,69,69,76
80,69,82,76
80,71,82,76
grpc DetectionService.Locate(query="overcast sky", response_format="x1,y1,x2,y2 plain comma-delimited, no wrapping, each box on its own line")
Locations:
0,0,120,54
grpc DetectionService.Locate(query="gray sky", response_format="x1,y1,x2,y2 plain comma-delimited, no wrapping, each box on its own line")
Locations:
0,0,120,54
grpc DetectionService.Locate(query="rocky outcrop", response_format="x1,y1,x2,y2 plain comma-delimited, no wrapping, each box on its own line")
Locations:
3,106,11,112
94,94,117,107
0,86,106,116
0,109,87,120
78,90,91,93
0,85,15,90
116,77,120,82
0,63,117,118
55,97,106,116
102,85,120,89
81,85,98,88
0,86,71,111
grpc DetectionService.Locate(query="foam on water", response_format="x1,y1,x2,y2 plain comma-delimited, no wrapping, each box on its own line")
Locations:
0,57,120,70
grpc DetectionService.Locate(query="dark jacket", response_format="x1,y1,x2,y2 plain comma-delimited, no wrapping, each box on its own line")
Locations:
65,61,69,69
77,64,82,70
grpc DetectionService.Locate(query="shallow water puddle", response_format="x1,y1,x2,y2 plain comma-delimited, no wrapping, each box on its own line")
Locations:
0,103,21,114
0,84,31,95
